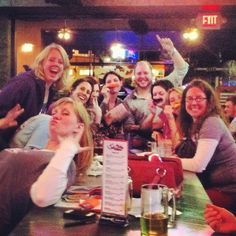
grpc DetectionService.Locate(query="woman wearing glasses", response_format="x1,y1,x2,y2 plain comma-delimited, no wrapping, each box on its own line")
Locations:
177,79,236,213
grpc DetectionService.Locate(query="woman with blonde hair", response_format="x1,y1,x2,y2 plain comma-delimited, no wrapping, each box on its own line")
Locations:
0,97,93,234
32,43,70,87
166,87,183,147
0,43,70,150
10,77,100,150
47,97,93,174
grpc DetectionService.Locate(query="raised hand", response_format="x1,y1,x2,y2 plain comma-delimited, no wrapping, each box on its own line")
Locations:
0,104,24,129
148,100,158,114
87,97,102,124
156,35,175,56
59,123,91,154
100,85,110,103
163,105,175,119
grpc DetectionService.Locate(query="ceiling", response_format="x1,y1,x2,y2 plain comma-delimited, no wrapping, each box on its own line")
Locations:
1,0,236,29
1,0,236,68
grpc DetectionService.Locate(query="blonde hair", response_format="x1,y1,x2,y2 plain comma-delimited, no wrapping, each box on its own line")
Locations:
168,87,183,96
50,97,94,175
32,43,70,88
134,61,153,75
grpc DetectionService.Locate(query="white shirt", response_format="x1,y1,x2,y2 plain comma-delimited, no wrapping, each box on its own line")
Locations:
180,138,218,173
30,140,78,207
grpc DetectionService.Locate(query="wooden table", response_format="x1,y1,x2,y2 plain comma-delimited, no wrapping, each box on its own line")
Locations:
10,171,218,236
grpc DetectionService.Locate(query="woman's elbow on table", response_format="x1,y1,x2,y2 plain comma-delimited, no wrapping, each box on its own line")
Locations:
30,184,64,207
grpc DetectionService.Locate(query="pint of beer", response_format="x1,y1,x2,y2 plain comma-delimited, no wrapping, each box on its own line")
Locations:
140,184,173,236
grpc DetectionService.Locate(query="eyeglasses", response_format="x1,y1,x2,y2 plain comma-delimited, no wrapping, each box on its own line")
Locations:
186,97,207,103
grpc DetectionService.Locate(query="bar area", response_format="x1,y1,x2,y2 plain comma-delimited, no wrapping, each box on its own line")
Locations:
0,1,236,235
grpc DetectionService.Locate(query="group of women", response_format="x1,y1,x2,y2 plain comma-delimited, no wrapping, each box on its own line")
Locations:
0,40,235,234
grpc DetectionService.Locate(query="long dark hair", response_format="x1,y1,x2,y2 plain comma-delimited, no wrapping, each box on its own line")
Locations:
102,71,122,84
179,79,226,137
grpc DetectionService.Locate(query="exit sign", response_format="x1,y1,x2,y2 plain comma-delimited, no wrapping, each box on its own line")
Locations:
196,13,225,30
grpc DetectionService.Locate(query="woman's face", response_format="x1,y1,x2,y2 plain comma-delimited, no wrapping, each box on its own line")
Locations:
42,48,64,85
71,81,92,105
105,74,122,94
91,84,100,99
49,102,81,138
224,101,234,118
185,87,208,121
152,85,169,108
169,90,182,114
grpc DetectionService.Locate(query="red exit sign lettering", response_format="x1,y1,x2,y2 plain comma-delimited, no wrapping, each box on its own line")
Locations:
196,13,225,30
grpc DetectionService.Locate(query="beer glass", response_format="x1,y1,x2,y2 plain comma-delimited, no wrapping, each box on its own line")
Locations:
158,139,172,158
140,184,176,236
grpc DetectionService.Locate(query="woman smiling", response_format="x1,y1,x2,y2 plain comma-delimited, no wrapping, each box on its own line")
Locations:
177,79,236,213
0,43,70,150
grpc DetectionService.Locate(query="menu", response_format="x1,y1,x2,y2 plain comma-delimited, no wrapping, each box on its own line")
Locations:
101,139,128,217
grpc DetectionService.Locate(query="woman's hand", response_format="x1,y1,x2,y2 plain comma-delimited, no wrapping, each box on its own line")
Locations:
163,105,175,120
59,123,91,154
88,98,102,124
100,85,110,104
148,100,158,114
0,104,24,129
204,204,236,233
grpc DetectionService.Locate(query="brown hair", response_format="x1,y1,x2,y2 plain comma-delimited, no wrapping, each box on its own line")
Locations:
102,71,122,84
226,95,236,105
179,79,227,137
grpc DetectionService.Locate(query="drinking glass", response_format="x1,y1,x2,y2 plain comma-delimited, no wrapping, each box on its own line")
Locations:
158,139,172,157
140,184,176,236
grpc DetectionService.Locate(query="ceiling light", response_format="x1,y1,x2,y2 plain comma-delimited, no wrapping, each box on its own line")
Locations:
103,56,111,63
110,43,125,60
21,43,34,52
58,20,71,40
182,28,200,41
58,28,71,40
